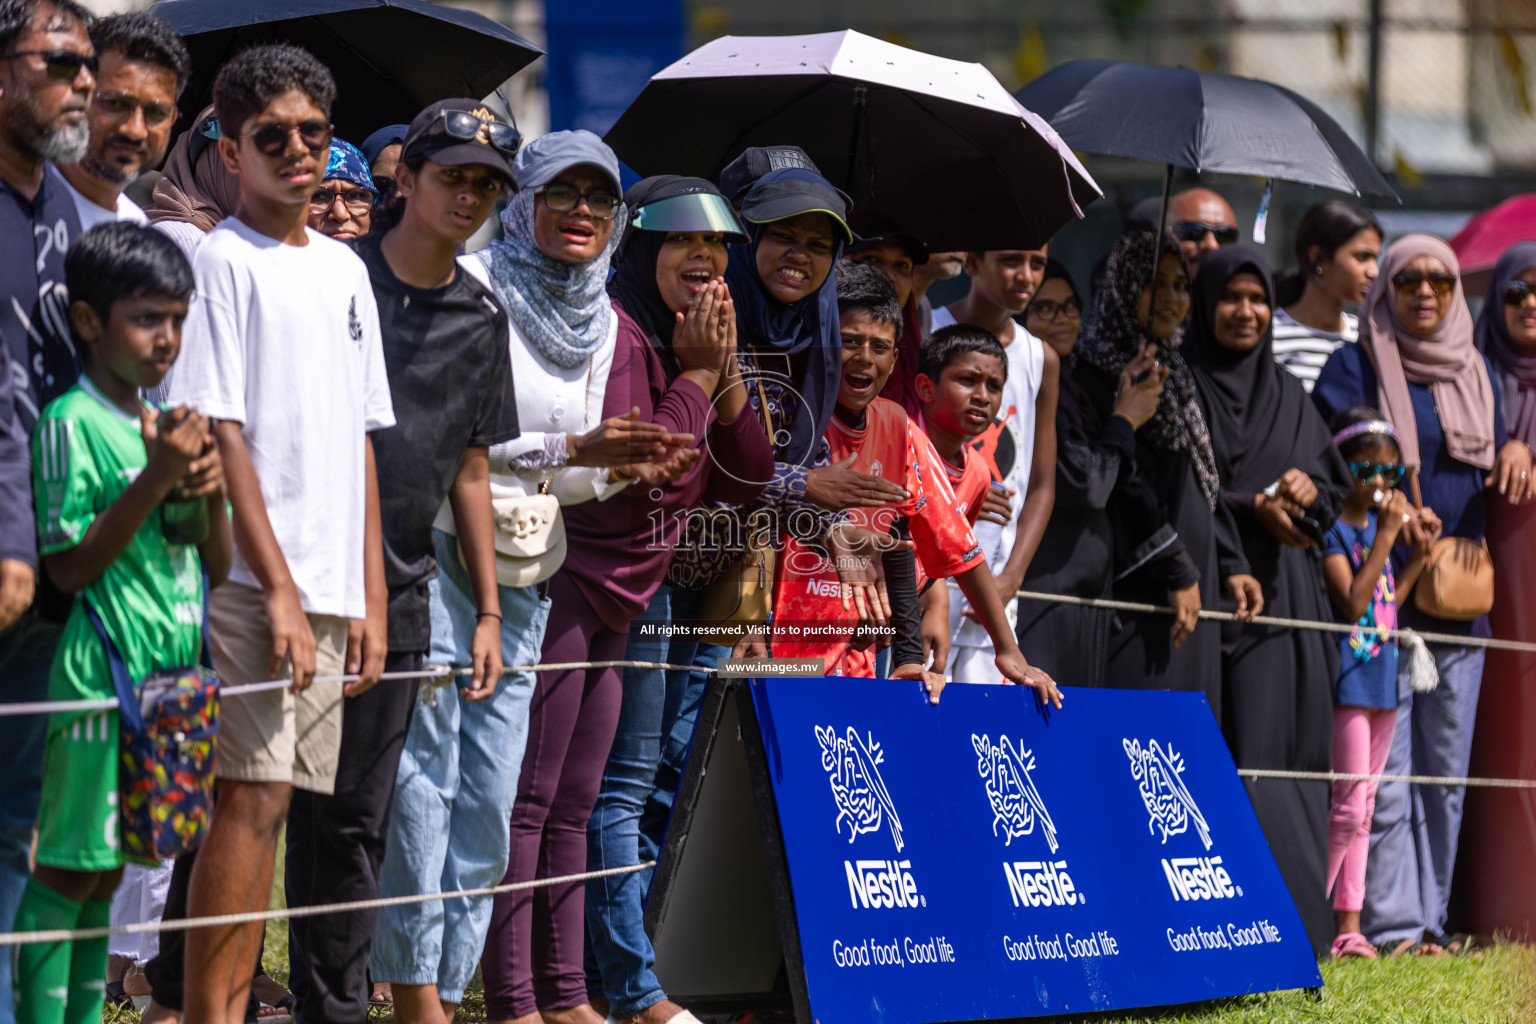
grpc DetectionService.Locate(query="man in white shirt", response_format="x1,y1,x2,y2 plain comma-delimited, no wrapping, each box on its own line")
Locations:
931,247,1059,683
53,12,185,230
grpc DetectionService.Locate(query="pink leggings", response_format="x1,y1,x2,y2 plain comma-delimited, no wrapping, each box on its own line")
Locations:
1326,705,1397,912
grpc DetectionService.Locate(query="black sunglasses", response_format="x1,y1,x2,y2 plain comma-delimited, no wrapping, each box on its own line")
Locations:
242,119,333,157
1348,461,1407,486
1172,220,1239,245
1391,271,1456,297
1504,281,1536,307
437,109,520,157
1,48,97,80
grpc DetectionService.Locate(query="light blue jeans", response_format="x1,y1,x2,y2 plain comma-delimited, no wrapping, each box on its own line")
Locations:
1362,643,1485,945
0,614,60,1024
585,583,723,1018
370,529,549,1003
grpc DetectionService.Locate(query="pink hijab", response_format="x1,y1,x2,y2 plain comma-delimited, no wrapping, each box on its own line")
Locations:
1359,233,1496,471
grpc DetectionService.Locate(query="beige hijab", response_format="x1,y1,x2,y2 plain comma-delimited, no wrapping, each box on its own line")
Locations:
1359,233,1496,471
148,106,241,234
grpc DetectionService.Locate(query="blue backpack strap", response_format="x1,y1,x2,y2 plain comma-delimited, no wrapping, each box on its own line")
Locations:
83,597,147,734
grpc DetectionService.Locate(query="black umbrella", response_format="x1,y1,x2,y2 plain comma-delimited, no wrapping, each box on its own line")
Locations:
605,30,1100,251
1016,59,1399,203
147,0,542,141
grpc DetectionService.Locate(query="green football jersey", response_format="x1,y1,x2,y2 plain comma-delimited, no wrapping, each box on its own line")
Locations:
32,379,204,716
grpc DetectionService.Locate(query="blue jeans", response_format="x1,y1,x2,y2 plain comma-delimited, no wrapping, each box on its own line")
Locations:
370,529,549,1003
0,613,60,1024
1362,644,1484,944
585,583,723,1018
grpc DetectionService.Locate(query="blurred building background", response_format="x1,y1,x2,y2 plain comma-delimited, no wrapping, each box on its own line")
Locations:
86,0,1536,276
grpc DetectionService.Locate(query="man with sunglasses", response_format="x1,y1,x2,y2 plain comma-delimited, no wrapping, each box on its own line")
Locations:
53,12,184,232
0,2,93,1019
1167,187,1240,279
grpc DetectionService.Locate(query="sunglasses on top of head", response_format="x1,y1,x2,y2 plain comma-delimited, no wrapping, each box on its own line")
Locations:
436,109,521,157
1391,271,1456,297
1348,461,1407,486
0,48,97,80
242,119,333,157
1503,280,1536,307
1172,220,1239,245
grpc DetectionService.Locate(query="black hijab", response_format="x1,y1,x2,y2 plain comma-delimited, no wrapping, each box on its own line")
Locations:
1184,245,1334,493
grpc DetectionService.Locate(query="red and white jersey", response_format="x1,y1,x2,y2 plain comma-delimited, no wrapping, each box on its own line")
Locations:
772,397,984,676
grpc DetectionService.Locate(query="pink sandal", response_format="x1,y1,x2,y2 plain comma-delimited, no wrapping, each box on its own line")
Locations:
1330,932,1378,960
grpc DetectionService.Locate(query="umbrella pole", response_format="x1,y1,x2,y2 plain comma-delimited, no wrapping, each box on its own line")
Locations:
847,84,868,198
1144,163,1174,343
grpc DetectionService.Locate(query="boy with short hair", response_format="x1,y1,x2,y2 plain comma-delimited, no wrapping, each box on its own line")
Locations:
12,220,230,1024
164,43,395,1022
771,262,1060,704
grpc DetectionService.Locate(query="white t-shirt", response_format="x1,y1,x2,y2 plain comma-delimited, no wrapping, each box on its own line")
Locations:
53,167,147,230
931,305,1046,652
168,218,395,619
1272,308,1358,394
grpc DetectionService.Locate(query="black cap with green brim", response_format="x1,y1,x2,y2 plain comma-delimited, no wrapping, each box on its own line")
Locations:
738,169,853,244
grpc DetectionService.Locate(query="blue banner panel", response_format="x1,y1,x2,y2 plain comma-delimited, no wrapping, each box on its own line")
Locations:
749,679,1322,1022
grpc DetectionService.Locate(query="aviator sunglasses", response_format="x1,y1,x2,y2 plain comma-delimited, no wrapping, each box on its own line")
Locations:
1391,271,1456,297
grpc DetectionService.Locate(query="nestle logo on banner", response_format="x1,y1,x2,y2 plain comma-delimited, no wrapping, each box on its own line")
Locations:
816,725,926,910
1122,738,1242,902
972,734,1081,909
805,579,841,598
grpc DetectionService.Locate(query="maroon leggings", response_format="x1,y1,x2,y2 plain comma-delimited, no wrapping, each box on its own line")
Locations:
482,570,625,1018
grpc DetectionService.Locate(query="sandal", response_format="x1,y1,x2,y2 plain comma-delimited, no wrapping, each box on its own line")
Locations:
104,979,133,1009
1329,932,1378,960
1430,931,1480,957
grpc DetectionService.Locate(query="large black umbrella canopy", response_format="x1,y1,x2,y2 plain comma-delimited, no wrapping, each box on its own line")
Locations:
605,30,1101,251
1016,59,1398,202
147,0,542,141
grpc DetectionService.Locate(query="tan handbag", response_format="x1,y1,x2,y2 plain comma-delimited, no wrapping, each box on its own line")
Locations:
695,376,777,644
1409,472,1494,620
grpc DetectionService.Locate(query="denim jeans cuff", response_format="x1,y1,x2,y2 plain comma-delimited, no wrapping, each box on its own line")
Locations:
612,989,670,1020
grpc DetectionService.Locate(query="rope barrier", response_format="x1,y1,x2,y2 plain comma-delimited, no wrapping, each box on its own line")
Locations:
1239,768,1536,789
0,860,656,948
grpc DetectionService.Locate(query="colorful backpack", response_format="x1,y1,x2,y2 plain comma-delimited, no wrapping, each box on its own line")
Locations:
85,580,219,864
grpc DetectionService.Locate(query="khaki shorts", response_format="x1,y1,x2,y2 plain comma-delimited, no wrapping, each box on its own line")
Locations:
209,582,348,794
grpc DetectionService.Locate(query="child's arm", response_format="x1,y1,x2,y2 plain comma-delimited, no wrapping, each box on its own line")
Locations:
187,429,232,587
214,419,317,692
918,583,949,674
992,344,1058,604
1322,499,1408,620
954,561,1063,707
345,436,388,696
448,447,505,702
45,406,205,594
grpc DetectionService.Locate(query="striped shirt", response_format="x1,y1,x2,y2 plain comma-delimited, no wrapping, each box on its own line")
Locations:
1272,308,1358,393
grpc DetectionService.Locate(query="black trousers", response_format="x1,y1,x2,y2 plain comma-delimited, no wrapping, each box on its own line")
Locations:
287,651,421,1023
145,653,422,1021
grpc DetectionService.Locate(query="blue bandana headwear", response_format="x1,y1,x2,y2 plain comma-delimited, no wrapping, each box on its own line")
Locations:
324,139,377,193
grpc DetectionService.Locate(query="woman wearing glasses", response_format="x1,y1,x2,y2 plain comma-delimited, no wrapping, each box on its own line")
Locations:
305,138,377,241
1313,234,1534,957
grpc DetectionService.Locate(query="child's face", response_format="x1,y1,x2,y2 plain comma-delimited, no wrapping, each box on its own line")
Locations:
1346,439,1404,507
221,89,332,212
920,351,1006,438
75,293,187,390
400,159,505,247
837,308,898,413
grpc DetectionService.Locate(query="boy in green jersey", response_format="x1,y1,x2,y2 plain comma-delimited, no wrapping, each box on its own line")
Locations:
13,221,231,1024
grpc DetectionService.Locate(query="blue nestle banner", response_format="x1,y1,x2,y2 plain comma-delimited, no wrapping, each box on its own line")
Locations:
748,679,1322,1022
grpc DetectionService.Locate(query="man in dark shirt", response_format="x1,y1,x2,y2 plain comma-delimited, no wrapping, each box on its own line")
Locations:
0,1,93,1018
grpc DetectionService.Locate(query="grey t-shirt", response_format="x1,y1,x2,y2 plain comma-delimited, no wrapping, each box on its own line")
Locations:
356,233,520,651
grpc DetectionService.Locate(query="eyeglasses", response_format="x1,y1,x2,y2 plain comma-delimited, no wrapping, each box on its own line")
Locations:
242,119,333,157
309,186,376,216
1503,281,1536,306
434,109,521,156
535,184,621,220
1028,297,1081,321
1348,461,1407,486
94,91,175,128
1391,271,1456,297
0,48,97,80
1172,220,1239,245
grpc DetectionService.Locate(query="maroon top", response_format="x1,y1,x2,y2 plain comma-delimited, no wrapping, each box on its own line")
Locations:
558,300,774,631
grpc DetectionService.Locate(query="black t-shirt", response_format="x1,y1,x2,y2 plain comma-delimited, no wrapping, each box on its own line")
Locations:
356,233,519,652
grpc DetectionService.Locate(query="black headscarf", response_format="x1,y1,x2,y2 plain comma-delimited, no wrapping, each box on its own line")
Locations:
1078,231,1219,507
608,175,730,380
724,168,846,464
1184,245,1335,494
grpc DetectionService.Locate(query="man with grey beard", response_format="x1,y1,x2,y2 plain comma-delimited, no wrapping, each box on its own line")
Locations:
0,3,93,1021
55,11,186,230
